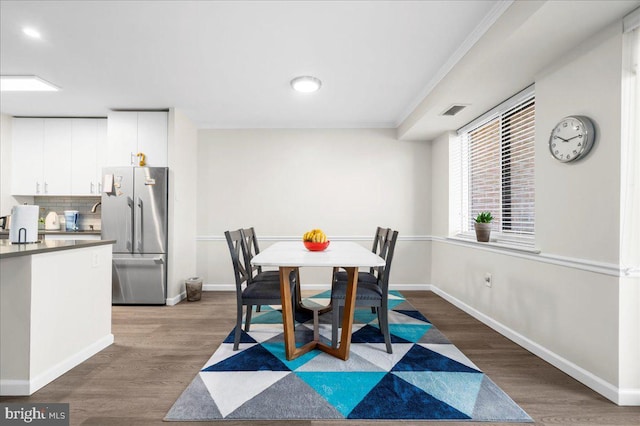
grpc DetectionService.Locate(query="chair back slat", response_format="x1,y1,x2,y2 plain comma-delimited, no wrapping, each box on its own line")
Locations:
378,230,398,293
224,229,250,293
241,227,264,281
370,227,391,275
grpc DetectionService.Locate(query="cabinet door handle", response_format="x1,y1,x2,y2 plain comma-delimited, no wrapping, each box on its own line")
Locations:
98,182,102,193
44,182,48,194
36,182,40,194
90,182,95,194
130,152,135,165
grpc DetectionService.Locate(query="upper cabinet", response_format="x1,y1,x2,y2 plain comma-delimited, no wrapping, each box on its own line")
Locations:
71,119,107,195
10,112,166,196
11,118,107,196
12,118,72,196
106,111,168,167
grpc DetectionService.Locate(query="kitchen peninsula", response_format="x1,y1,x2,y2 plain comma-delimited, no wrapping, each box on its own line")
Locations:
0,239,114,395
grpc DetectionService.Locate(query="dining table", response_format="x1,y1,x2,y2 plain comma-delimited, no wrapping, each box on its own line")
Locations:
251,241,385,361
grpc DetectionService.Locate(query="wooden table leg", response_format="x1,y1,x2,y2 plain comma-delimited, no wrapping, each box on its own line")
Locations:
282,266,357,361
316,266,358,361
280,266,318,360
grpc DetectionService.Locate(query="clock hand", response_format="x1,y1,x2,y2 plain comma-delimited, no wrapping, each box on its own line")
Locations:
554,135,568,142
565,135,581,142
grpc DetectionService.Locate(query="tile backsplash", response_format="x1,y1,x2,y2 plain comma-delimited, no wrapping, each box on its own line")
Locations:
33,196,102,231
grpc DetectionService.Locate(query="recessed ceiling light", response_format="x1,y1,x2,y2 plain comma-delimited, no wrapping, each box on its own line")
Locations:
290,76,322,93
0,76,60,92
22,27,41,39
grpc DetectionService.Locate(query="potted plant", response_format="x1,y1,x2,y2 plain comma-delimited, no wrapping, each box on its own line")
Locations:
474,212,493,242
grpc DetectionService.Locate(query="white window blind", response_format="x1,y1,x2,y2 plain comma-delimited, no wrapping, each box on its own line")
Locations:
453,86,536,246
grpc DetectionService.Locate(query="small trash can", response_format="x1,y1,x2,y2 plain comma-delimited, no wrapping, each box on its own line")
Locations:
185,277,203,302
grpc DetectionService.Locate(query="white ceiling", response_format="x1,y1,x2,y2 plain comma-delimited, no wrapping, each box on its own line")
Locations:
1,1,639,141
0,1,505,128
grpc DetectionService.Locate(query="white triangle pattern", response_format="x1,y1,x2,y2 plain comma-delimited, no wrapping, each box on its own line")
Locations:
294,347,386,372
199,371,290,417
349,343,414,371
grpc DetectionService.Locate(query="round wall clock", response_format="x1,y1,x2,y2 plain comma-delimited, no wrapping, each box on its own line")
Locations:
549,115,596,163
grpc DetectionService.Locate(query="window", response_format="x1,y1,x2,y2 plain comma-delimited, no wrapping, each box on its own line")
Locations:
451,86,536,246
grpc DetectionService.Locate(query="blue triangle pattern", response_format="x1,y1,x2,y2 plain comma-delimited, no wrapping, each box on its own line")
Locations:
296,371,386,417
348,373,471,419
392,344,481,373
393,371,484,416
350,324,412,344
388,323,432,342
222,329,257,345
387,298,405,310
202,344,291,372
261,341,321,371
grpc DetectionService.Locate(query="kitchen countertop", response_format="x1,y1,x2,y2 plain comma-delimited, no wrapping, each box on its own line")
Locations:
0,229,101,235
0,239,114,259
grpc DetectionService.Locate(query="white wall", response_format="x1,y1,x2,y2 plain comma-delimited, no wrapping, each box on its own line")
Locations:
196,128,431,288
430,22,639,404
166,108,199,303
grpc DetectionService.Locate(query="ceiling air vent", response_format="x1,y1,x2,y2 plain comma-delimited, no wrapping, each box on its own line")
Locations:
441,104,467,116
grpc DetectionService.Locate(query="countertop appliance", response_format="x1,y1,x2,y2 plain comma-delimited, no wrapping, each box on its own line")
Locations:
45,211,60,230
9,205,39,244
102,167,168,305
64,210,79,231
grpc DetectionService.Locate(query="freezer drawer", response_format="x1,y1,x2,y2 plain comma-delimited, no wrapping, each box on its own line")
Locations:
112,254,166,305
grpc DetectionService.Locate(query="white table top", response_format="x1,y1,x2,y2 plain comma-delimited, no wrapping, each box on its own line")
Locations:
251,241,385,268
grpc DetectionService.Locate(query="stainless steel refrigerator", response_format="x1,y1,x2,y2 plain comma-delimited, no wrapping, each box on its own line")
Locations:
102,167,168,304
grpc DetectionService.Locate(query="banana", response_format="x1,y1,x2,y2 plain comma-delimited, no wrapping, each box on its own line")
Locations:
302,228,328,242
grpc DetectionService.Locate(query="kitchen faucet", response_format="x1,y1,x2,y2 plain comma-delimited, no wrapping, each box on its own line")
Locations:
91,201,102,213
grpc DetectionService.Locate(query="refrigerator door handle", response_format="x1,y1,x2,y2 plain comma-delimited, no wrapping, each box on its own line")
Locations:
126,196,133,251
136,197,143,252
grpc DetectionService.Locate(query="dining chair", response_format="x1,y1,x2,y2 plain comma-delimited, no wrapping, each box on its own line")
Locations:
241,227,281,284
225,229,296,350
333,227,391,286
241,227,282,312
330,229,399,354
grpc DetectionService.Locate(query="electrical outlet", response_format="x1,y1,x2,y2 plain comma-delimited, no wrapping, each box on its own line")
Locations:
484,273,492,287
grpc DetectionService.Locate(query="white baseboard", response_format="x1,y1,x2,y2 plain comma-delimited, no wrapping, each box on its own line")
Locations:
166,291,186,306
429,284,639,406
0,334,114,396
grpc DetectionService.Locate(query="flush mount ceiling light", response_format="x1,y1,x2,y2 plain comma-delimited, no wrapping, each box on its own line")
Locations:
22,27,41,39
0,75,60,92
290,76,322,93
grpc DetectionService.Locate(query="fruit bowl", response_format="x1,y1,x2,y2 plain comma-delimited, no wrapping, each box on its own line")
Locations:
304,240,330,251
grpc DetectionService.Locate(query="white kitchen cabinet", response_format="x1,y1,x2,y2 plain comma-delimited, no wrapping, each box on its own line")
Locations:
11,118,72,195
11,118,44,195
106,111,168,167
71,118,107,195
42,119,72,195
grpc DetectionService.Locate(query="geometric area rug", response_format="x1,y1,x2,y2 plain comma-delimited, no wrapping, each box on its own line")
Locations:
165,291,532,422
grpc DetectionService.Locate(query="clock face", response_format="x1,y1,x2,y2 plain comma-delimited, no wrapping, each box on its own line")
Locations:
549,116,595,163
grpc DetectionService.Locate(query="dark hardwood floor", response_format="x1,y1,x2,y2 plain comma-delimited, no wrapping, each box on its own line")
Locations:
1,291,638,425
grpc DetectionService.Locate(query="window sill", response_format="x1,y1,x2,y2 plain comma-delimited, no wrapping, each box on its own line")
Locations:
445,235,541,254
